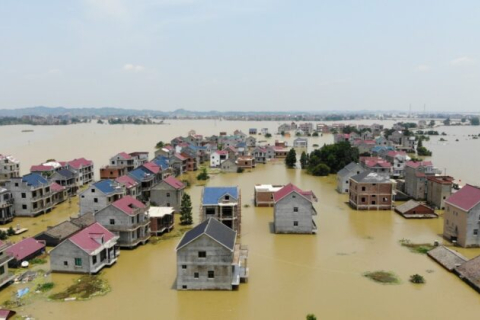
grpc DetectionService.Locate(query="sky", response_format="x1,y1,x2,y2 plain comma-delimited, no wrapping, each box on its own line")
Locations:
0,0,479,112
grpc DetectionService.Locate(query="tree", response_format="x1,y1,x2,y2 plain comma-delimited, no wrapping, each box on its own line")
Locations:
461,118,467,123
0,231,7,240
280,131,285,136
307,141,359,174
300,151,308,169
429,120,435,127
265,133,272,138
97,119,104,124
180,193,193,225
310,163,330,176
312,132,319,137
471,117,480,126
443,117,451,126
306,314,317,320
7,227,15,236
155,141,164,149
197,167,210,181
285,148,297,168
237,167,244,173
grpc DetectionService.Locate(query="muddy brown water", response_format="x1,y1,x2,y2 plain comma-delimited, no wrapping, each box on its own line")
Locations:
1,120,480,319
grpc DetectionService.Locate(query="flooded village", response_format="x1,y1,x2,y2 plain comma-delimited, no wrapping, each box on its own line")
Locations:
0,118,480,319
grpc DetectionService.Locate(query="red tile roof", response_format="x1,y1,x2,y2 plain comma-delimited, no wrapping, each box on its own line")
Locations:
386,151,407,157
143,162,161,174
115,175,138,188
68,158,93,169
215,150,229,155
50,182,66,192
174,153,187,161
274,183,316,202
30,165,54,172
112,195,146,215
116,152,132,160
163,176,185,190
6,237,45,261
69,223,115,253
406,160,433,168
446,184,480,211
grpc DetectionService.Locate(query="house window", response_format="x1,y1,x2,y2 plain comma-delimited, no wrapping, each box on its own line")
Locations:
110,219,115,225
94,198,98,203
474,229,479,236
383,197,388,202
91,189,95,192
15,183,19,187
293,207,298,213
361,187,366,191
198,251,206,258
182,265,187,269
21,193,26,198
194,272,199,279
167,203,170,207
182,285,187,289
0,266,4,275
361,197,366,203
22,204,27,209
131,217,134,223
293,221,298,227
64,261,68,266
92,256,97,264
74,258,82,267
166,193,170,197
208,271,215,279
225,195,230,200
292,195,296,198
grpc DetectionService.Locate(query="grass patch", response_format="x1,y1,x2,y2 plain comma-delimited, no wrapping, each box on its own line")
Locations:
364,271,400,284
149,226,192,245
30,257,47,265
399,239,434,254
49,275,110,301
36,282,55,292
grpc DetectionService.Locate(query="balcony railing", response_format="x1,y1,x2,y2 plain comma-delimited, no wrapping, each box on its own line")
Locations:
106,220,150,232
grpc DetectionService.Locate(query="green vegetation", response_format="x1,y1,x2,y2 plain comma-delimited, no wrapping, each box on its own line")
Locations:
471,117,480,126
285,148,297,168
312,132,319,137
7,227,15,236
364,271,400,284
399,239,434,254
429,120,435,127
417,137,432,156
180,193,193,225
30,257,47,265
155,141,164,149
37,282,55,292
150,226,192,244
0,230,7,240
307,141,359,175
280,131,285,136
49,275,110,301
97,119,104,124
265,133,272,138
237,167,245,173
108,117,152,125
443,117,451,126
409,274,426,284
306,315,317,320
196,167,210,181
300,151,308,169
439,138,447,142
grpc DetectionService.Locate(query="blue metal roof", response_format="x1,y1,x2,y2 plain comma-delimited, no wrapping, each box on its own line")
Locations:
128,167,153,182
22,173,48,187
152,156,170,171
57,169,75,179
94,179,117,194
202,187,238,205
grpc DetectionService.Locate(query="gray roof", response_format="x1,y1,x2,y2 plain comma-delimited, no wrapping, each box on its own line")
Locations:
427,246,467,271
456,255,480,289
351,170,391,183
395,200,433,214
176,218,236,251
42,221,81,240
70,212,95,228
338,162,364,177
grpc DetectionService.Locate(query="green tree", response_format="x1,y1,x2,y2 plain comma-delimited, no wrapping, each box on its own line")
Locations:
307,141,359,174
306,314,317,320
310,163,330,176
97,119,104,124
471,117,480,126
443,117,451,126
180,193,193,225
285,148,297,168
7,227,15,236
429,120,435,127
300,151,308,169
312,132,319,137
280,131,285,136
155,141,164,149
0,231,7,240
265,133,272,138
461,118,467,123
197,167,210,181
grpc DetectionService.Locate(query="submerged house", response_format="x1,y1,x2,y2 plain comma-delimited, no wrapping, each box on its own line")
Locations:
210,150,228,168
349,171,393,210
254,184,284,207
95,196,150,248
50,222,119,274
443,184,480,247
395,200,437,219
5,173,53,217
0,241,14,289
150,176,185,211
201,187,241,233
176,218,248,290
79,180,125,215
336,162,365,194
220,158,238,173
34,213,95,247
0,154,20,183
273,183,318,234
149,206,174,236
0,188,14,224
6,238,46,268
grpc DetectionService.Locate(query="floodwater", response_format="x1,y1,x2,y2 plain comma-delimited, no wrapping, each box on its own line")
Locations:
1,120,480,320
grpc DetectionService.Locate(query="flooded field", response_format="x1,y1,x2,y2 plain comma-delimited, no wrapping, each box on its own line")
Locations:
1,120,480,319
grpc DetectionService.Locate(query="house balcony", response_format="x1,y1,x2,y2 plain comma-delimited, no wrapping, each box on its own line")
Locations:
0,272,15,288
107,220,150,232
0,253,14,266
31,191,52,201
0,199,13,208
118,234,151,248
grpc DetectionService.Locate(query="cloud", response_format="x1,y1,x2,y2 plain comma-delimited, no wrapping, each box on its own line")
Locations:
450,56,477,67
416,65,430,72
123,64,145,72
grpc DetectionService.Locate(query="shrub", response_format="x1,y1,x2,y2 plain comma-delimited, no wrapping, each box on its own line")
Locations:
196,168,210,181
237,167,244,173
310,163,330,176
409,274,425,284
7,227,15,236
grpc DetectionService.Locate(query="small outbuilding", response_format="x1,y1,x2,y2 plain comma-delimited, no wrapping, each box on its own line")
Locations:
395,200,437,219
6,238,46,268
